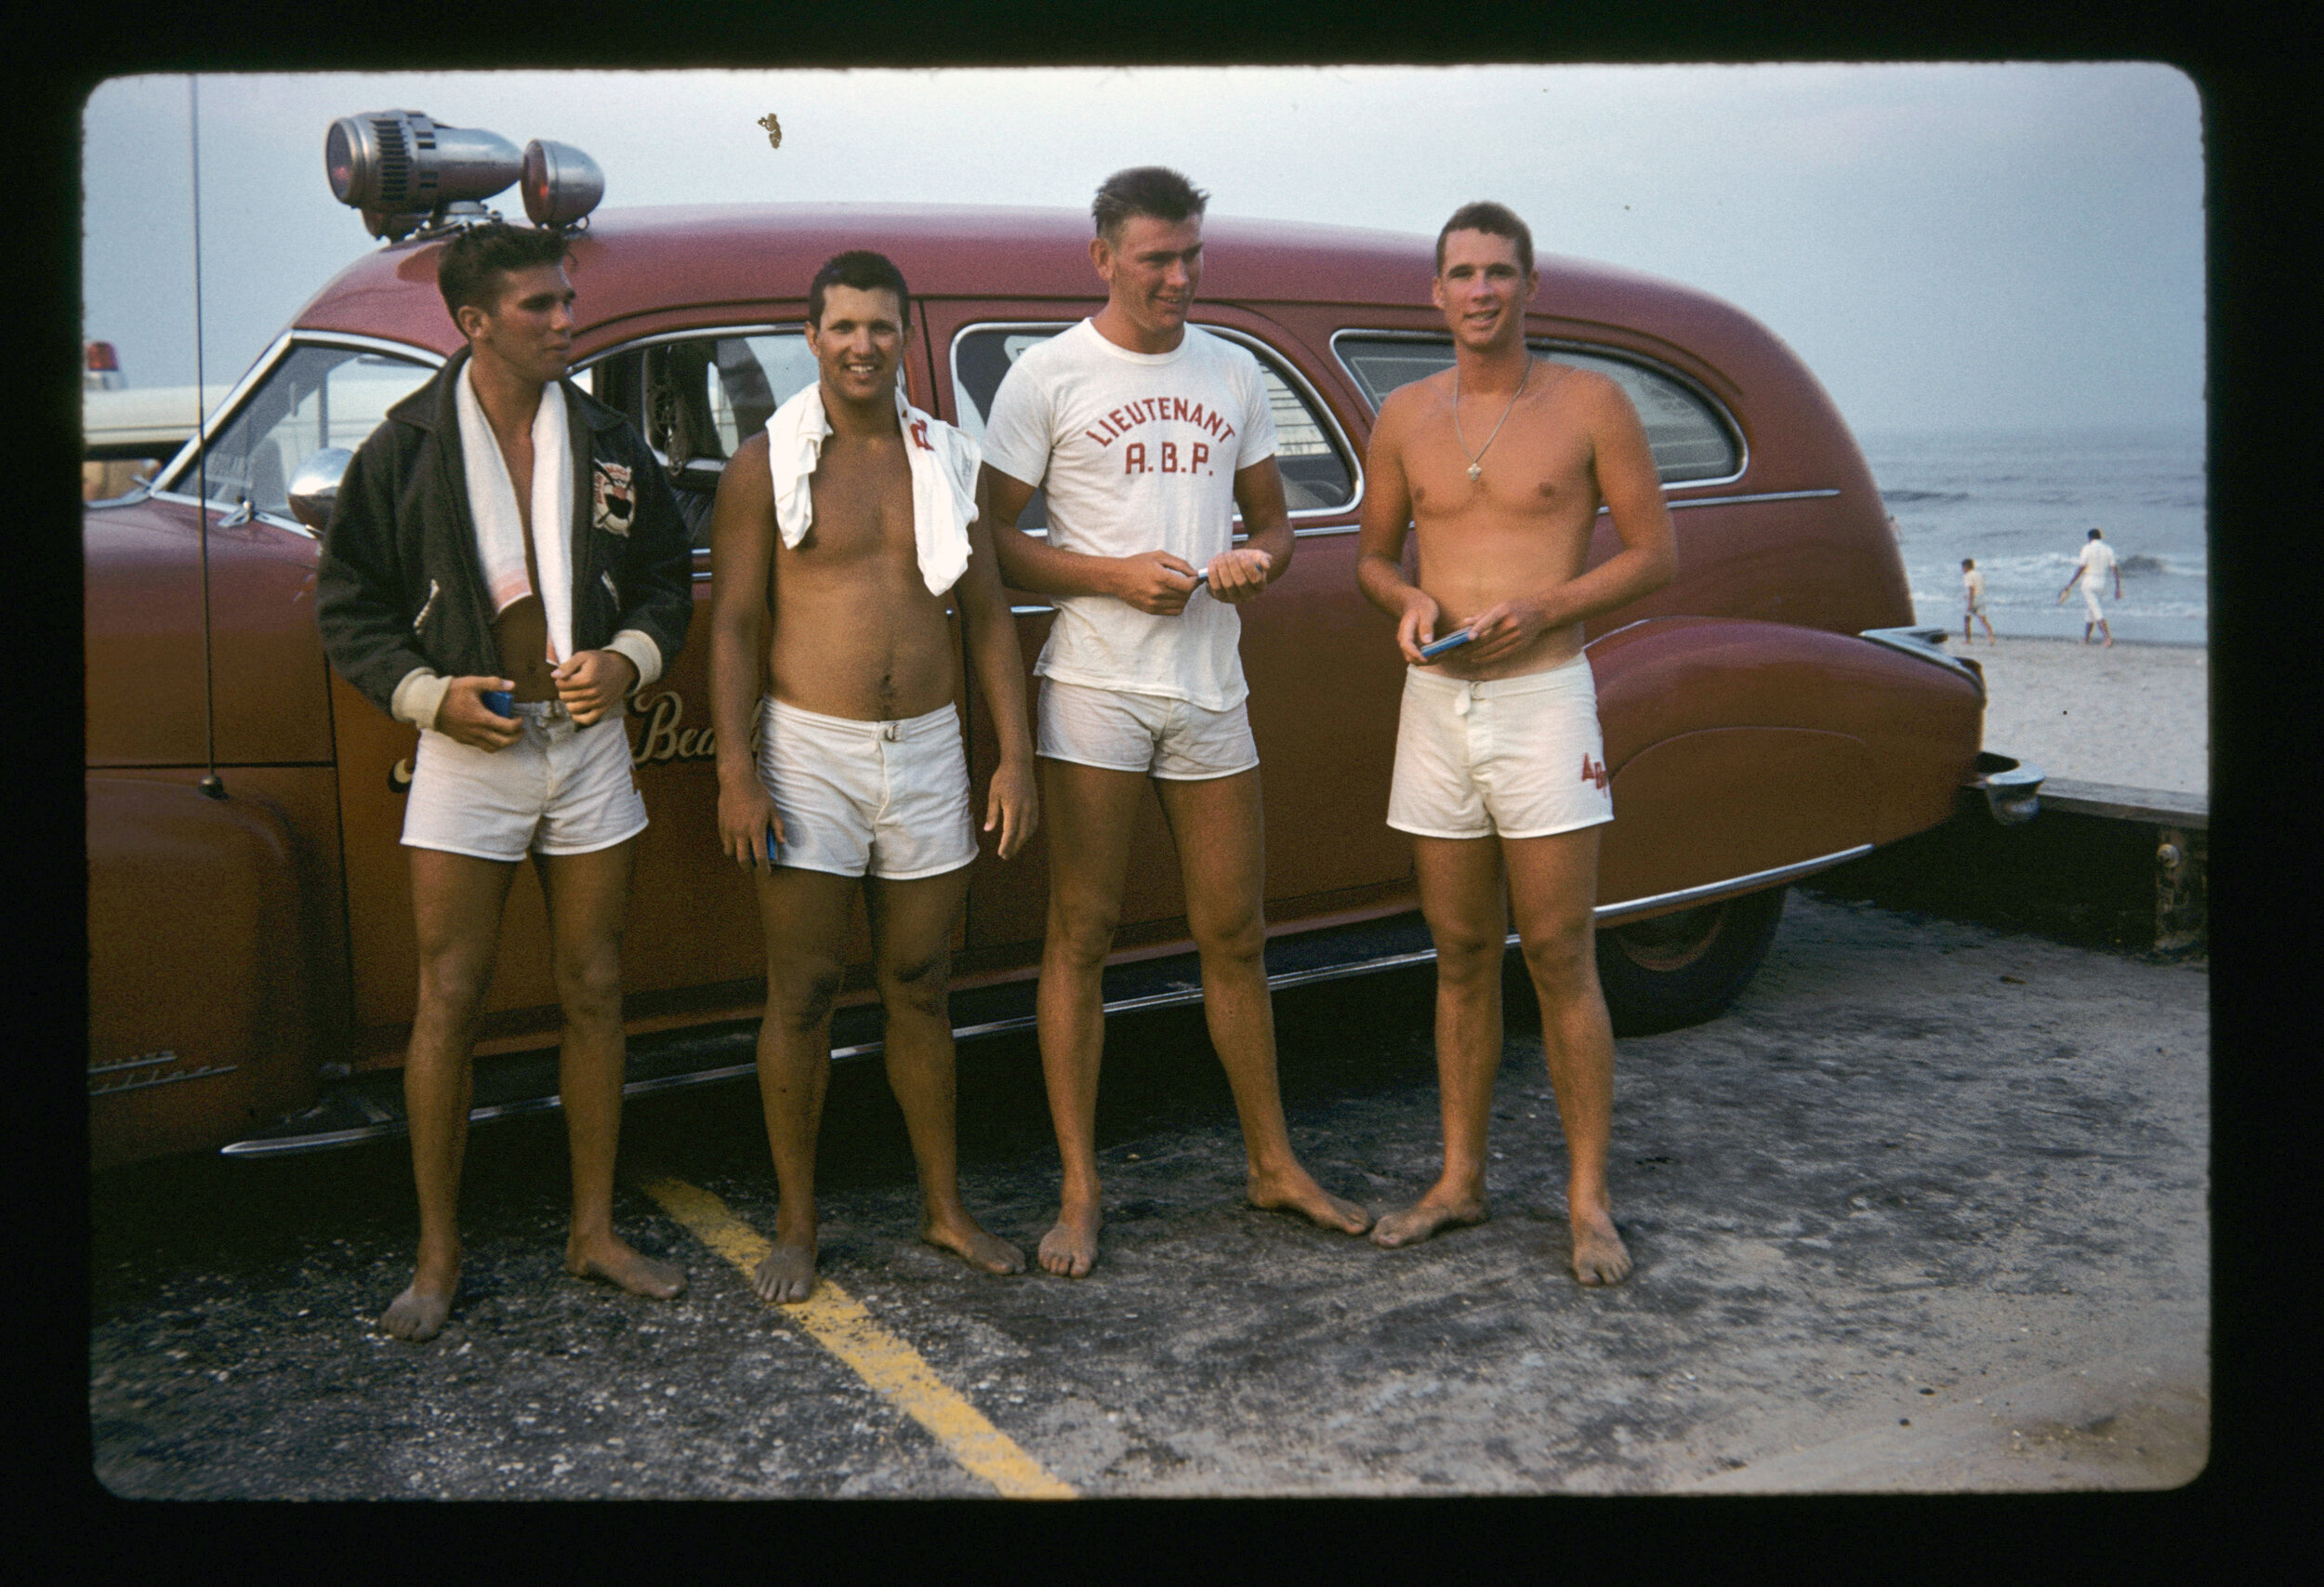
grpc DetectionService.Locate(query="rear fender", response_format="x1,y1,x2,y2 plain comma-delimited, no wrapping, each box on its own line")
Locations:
1588,616,1983,909
86,777,321,1169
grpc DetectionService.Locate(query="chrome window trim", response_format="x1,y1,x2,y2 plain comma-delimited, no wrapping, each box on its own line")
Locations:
944,319,1364,522
1327,326,1749,490
570,321,803,369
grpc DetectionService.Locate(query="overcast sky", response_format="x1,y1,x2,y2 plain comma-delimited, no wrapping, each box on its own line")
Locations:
79,63,2203,435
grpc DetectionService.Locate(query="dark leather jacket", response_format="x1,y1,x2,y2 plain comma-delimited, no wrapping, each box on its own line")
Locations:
315,347,692,730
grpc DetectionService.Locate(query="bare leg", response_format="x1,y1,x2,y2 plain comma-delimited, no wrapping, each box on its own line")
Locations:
1505,827,1631,1285
748,866,858,1302
865,868,1023,1276
1373,835,1503,1249
387,848,518,1340
1155,771,1369,1237
536,840,683,1303
1031,759,1145,1276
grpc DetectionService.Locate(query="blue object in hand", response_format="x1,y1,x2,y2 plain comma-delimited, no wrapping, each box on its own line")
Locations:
1418,628,1474,660
482,689,514,718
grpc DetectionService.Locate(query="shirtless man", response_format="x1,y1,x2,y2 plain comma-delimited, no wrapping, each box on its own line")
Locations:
2056,527,2121,646
982,166,1371,1276
707,250,1037,1303
318,221,693,1339
1353,202,1678,1285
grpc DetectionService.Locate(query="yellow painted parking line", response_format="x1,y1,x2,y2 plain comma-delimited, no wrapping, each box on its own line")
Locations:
637,1175,1076,1500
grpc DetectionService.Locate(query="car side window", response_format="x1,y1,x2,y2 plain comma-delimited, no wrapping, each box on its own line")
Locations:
1333,335,1741,485
584,331,822,548
950,324,1357,530
162,344,434,518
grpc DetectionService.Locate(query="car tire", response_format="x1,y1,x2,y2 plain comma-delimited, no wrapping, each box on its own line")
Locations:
1592,885,1789,1037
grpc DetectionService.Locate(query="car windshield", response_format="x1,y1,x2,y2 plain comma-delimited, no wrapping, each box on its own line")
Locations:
162,344,436,517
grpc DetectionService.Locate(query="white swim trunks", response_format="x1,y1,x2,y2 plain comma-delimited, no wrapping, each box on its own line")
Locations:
1037,677,1261,781
2081,579,2106,620
402,703,648,862
755,695,976,880
1387,654,1614,840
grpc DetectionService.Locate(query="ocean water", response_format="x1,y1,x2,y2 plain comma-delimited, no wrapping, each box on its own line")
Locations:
1854,424,2208,646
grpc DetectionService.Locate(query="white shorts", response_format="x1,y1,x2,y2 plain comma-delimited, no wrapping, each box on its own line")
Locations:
1387,654,1615,841
402,704,648,862
1037,678,1260,781
756,696,976,880
2081,580,2106,620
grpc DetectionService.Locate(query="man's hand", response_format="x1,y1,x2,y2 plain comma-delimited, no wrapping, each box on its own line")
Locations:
1203,547,1274,605
552,649,639,726
434,676,523,750
1460,596,1553,665
984,757,1040,861
719,775,785,874
1110,550,1202,615
1394,591,1446,665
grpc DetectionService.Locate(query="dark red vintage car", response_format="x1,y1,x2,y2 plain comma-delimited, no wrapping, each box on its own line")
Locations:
85,117,2023,1168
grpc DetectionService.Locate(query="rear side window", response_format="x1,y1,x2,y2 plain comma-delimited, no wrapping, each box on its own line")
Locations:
585,330,825,546
1332,335,1741,484
951,324,1356,529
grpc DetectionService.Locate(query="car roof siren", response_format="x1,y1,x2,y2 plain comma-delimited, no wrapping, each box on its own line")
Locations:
325,111,596,243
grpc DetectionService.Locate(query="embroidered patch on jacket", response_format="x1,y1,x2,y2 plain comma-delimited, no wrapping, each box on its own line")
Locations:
592,460,636,536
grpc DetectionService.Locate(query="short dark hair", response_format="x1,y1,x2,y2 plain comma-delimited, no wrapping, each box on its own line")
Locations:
1962,558,1975,568
1092,166,1208,244
807,250,911,330
437,221,571,324
2089,528,2104,538
1435,201,1535,277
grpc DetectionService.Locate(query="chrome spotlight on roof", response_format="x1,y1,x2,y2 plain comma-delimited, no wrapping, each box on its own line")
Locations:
324,111,597,242
522,139,604,231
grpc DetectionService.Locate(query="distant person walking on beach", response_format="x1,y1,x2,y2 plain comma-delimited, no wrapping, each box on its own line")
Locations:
2056,527,2121,647
1961,558,1997,645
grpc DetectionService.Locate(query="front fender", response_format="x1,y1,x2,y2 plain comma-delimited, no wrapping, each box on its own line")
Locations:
1588,616,1983,908
86,776,322,1169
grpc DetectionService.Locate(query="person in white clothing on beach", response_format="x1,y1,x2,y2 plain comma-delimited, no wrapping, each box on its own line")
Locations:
1962,557,1997,644
2057,527,2122,646
980,166,1372,1277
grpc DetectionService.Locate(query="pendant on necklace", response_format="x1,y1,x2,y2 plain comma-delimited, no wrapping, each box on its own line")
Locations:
1467,463,1483,483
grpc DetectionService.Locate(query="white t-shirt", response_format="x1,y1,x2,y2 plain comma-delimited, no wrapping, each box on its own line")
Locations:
2077,539,2117,588
1962,568,1986,607
980,320,1278,709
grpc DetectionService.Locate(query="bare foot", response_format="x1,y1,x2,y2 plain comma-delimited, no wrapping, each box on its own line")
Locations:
1037,1203,1102,1278
566,1234,686,1300
1569,1205,1632,1286
1248,1167,1373,1236
752,1241,817,1303
381,1278,456,1341
922,1213,1026,1276
1370,1192,1487,1249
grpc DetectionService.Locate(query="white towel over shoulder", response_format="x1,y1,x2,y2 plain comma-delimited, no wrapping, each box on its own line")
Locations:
764,382,979,596
455,363,575,664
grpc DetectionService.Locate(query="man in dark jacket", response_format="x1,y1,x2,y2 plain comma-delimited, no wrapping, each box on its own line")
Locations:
317,221,693,1342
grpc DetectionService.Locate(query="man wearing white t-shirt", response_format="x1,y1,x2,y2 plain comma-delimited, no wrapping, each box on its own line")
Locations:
981,166,1373,1276
2055,527,2122,646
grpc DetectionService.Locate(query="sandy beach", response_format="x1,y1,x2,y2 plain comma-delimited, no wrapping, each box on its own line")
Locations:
1959,636,2208,797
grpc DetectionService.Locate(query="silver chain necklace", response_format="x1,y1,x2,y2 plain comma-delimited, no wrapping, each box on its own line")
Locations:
1454,354,1533,483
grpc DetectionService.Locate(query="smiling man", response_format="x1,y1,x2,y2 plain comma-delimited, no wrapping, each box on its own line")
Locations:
707,250,1038,1303
1354,202,1678,1285
981,167,1372,1277
317,220,694,1339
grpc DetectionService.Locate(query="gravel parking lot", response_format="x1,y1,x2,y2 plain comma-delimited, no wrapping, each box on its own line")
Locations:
86,890,2207,1498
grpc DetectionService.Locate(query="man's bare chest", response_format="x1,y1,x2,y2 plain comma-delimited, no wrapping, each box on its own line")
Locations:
800,446,916,563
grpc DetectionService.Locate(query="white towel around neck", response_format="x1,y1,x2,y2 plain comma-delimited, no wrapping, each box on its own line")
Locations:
764,382,979,596
455,363,574,665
